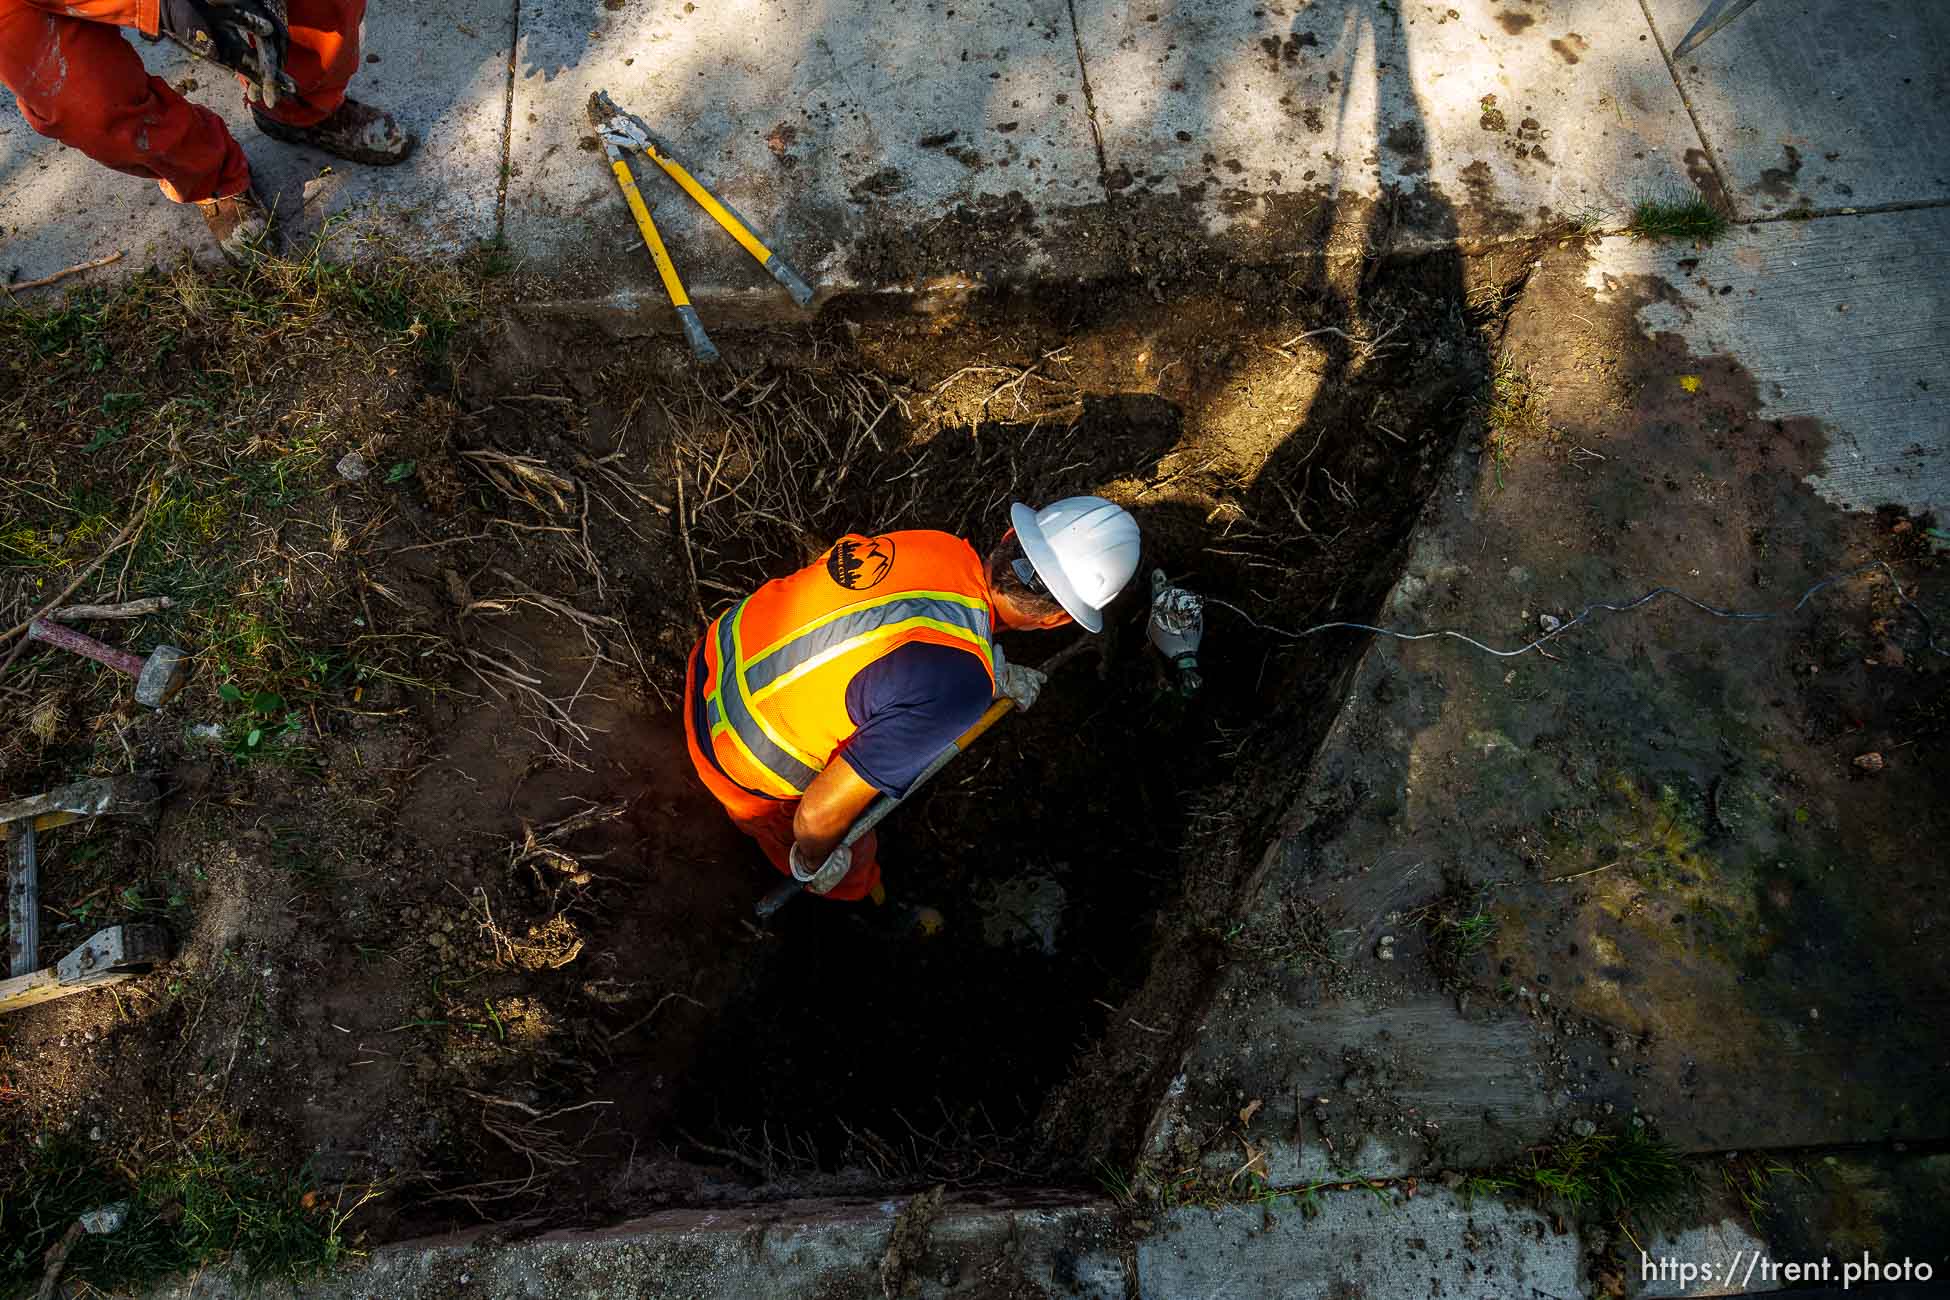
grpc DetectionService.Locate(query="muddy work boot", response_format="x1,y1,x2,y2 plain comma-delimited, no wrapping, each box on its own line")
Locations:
251,98,416,166
195,186,275,263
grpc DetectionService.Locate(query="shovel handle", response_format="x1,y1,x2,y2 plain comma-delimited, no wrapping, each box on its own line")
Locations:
753,634,1093,918
840,697,1012,850
754,696,1014,920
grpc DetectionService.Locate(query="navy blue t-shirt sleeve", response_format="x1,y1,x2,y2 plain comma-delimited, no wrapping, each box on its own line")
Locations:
838,642,995,797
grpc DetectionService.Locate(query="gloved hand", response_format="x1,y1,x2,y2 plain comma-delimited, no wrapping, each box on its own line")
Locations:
991,645,1048,711
1147,569,1204,695
157,0,294,105
788,841,853,895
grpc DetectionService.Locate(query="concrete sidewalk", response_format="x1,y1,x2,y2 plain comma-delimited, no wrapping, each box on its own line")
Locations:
0,0,1751,296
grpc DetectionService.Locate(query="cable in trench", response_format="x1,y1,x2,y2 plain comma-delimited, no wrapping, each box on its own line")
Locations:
1210,560,1945,661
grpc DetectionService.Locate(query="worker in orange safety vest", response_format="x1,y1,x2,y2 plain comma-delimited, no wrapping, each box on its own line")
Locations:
0,0,413,261
683,497,1141,903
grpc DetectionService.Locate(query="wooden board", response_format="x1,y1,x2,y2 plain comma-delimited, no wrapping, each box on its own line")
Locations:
0,776,159,841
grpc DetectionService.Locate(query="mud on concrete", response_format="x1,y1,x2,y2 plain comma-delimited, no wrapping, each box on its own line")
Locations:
1139,231,1949,1285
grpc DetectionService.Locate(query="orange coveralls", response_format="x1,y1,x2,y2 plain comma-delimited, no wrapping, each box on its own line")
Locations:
0,0,364,204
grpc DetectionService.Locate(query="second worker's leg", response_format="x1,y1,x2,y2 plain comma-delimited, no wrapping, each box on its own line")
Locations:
0,4,272,260
248,0,413,165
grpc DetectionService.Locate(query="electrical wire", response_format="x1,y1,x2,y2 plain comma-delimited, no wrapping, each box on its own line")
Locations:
1209,560,1946,661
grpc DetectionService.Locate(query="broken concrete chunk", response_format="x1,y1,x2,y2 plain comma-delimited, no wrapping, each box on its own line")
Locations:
81,1202,128,1234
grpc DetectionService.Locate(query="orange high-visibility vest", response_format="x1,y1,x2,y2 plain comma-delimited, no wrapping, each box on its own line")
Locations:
698,530,998,799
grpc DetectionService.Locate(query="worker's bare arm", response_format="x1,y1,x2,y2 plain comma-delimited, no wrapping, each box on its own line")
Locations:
791,758,881,861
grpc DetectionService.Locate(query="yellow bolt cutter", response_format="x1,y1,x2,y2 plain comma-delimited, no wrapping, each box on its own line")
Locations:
588,91,815,363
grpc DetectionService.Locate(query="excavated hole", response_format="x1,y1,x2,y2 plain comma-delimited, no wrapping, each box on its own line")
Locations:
379,249,1503,1226
0,243,1511,1246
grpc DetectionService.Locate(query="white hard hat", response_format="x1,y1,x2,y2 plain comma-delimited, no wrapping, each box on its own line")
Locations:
1009,496,1141,633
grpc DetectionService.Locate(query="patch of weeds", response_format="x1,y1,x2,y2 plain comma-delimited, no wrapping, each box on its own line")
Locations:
1143,1166,1230,1212
4,292,114,372
1406,870,1498,987
232,441,328,510
1626,194,1729,245
466,237,518,281
216,683,305,762
1477,356,1552,488
277,228,486,355
1291,1181,1325,1218
83,391,146,454
1458,1173,1515,1204
113,882,191,922
0,1135,366,1296
1517,1126,1692,1220
1094,1159,1137,1205
1435,906,1496,973
1721,1153,1806,1225
1563,204,1611,236
1483,357,1547,437
1210,889,1339,972
201,598,312,705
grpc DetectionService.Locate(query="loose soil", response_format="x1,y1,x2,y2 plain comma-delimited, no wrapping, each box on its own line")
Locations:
0,241,1499,1252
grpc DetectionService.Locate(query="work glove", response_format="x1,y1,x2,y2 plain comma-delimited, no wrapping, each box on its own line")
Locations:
788,841,853,896
1147,569,1204,695
156,0,296,107
991,645,1047,712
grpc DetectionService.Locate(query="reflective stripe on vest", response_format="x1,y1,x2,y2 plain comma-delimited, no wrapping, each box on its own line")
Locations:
708,602,822,798
706,589,994,797
743,590,992,700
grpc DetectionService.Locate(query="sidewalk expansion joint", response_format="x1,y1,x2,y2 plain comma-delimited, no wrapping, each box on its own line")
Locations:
1736,196,1950,226
1064,0,1113,197
494,0,522,243
1635,0,1741,222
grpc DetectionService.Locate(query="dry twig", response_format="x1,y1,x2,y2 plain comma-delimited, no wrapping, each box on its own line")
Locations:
49,596,174,621
0,493,155,681
5,251,123,295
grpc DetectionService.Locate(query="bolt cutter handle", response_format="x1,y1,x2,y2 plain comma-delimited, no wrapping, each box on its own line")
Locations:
606,153,718,363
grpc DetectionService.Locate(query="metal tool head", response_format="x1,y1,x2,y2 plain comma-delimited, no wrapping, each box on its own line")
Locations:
1147,570,1204,657
1147,570,1205,696
588,90,666,157
1671,0,1763,58
55,923,170,983
134,644,189,708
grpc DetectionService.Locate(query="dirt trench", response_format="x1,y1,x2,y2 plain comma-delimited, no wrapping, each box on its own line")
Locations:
0,244,1516,1246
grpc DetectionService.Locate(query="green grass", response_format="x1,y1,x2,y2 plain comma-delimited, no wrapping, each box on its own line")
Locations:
1626,194,1730,244
1483,357,1546,437
1722,1155,1805,1225
1415,872,1499,986
1451,1127,1691,1225
1094,1159,1137,1205
0,246,491,733
1524,1127,1691,1218
1564,204,1612,236
0,1137,364,1296
1438,909,1496,960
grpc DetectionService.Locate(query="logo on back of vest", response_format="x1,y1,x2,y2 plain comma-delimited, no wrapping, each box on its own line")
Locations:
827,535,896,590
